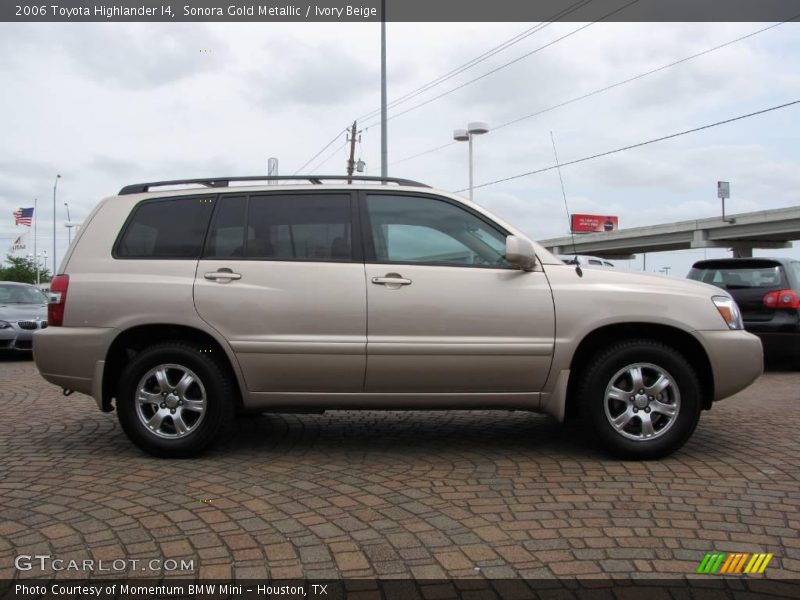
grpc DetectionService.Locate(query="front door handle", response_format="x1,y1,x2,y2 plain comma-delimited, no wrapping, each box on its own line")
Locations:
371,274,412,286
204,268,241,281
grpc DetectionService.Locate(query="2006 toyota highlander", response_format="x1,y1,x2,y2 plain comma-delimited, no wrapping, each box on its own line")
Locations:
34,176,763,458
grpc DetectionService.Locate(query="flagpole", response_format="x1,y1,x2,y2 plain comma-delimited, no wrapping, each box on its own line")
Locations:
34,198,39,285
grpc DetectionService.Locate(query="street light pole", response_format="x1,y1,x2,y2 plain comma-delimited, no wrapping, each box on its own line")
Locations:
453,122,489,201
53,174,61,276
380,0,387,179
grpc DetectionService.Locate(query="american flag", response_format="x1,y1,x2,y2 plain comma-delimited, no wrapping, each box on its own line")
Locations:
13,207,34,226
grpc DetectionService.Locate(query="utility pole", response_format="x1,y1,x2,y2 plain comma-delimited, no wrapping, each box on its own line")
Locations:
346,121,358,181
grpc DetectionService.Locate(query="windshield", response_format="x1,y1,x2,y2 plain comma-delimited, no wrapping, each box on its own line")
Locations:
0,284,48,304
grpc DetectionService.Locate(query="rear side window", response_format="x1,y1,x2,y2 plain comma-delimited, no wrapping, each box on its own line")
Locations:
203,193,353,262
116,196,214,259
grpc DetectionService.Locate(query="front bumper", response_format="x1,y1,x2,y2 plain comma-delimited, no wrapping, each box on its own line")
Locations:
695,329,763,401
33,326,117,407
0,321,47,351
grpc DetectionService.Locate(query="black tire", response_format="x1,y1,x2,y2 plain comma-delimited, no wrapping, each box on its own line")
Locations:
576,339,702,460
116,341,236,458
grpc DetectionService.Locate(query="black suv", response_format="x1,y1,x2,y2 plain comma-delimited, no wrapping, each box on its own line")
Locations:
688,257,800,366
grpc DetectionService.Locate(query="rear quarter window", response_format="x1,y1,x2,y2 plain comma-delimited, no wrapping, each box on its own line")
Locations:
115,196,215,259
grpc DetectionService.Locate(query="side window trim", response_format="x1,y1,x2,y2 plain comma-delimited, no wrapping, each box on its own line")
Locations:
200,190,362,263
357,190,514,269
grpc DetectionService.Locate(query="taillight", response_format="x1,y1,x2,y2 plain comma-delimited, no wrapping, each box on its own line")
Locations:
48,274,70,326
763,289,800,309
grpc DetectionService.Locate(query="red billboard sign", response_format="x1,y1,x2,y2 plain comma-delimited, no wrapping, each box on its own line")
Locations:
571,214,618,233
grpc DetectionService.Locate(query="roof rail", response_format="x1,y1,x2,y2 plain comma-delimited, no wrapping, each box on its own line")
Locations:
118,175,430,195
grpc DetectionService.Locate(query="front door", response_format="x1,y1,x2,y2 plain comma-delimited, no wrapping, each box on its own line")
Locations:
362,192,555,393
194,191,366,393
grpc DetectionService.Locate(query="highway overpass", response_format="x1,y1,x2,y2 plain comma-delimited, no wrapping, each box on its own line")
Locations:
540,205,800,259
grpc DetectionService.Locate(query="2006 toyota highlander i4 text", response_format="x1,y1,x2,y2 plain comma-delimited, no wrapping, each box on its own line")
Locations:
33,176,763,458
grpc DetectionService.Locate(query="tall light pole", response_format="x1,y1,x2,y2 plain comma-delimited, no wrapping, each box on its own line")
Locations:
64,202,72,245
453,122,489,201
380,0,387,179
53,174,61,275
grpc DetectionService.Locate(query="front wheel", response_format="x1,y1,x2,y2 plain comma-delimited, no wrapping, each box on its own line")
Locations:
576,339,703,459
116,342,235,458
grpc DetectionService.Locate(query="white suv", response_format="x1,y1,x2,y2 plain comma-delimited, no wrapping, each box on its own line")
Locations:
34,176,762,458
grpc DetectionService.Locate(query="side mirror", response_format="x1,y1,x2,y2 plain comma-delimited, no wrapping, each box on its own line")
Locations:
505,236,537,271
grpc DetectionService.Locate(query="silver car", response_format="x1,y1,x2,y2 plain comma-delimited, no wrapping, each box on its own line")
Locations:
0,282,49,353
33,176,763,459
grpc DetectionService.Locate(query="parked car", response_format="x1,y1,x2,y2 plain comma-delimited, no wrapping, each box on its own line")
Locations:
688,257,800,366
34,176,762,459
0,281,48,353
558,255,615,269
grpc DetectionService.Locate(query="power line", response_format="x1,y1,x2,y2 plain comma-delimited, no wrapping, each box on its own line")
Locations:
308,140,349,173
361,0,641,129
293,128,348,175
493,18,797,132
383,19,795,170
355,0,597,123
457,99,800,193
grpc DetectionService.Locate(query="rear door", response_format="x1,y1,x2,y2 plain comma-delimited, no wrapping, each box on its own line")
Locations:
193,191,366,393
361,192,555,393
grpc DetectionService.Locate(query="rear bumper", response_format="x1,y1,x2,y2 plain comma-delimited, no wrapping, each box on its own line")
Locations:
33,327,117,408
750,331,800,362
695,329,763,401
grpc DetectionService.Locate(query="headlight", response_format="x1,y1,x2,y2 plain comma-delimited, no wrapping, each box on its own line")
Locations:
0,320,11,329
712,296,744,330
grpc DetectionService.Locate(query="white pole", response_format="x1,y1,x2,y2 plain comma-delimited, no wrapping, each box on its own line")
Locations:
34,198,38,285
468,134,474,201
380,0,387,179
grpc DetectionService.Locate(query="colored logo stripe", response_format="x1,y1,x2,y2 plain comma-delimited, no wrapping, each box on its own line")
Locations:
697,553,773,574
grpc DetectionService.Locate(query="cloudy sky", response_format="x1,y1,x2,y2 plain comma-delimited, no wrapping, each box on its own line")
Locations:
1,19,799,275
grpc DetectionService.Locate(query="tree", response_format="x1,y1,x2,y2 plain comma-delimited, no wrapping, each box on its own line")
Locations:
0,255,51,284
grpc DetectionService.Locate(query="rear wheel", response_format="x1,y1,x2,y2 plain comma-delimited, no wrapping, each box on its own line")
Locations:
116,342,235,457
576,339,702,459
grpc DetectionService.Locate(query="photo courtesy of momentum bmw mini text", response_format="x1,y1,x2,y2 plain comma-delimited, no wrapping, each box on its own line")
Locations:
1,1,800,599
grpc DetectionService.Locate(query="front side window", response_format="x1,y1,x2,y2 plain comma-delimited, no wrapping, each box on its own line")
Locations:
365,194,510,268
116,196,214,258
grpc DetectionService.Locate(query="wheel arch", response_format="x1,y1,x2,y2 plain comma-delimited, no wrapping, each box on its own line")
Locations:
564,323,714,421
102,324,244,412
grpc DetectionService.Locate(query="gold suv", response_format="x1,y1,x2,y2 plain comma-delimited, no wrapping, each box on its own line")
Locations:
34,176,763,458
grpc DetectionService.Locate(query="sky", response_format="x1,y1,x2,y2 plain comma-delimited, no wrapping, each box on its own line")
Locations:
1,19,799,276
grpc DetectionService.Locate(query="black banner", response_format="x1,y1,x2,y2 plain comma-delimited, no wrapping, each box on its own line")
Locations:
3,0,800,23
3,579,800,600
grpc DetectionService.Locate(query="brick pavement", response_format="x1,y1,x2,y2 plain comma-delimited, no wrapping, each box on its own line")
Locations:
0,357,799,581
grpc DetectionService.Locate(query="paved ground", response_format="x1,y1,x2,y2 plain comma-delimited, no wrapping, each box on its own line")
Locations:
1,357,799,583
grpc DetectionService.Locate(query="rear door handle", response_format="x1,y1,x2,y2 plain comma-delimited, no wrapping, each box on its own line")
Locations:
204,269,241,281
371,275,412,286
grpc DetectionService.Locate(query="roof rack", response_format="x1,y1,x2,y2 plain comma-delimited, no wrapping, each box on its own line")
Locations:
118,175,430,195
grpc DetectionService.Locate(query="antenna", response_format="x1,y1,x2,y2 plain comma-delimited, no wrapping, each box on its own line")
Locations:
550,131,582,277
